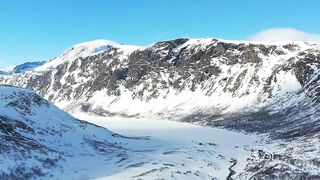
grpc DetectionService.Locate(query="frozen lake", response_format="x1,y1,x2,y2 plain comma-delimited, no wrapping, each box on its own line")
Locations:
73,112,263,179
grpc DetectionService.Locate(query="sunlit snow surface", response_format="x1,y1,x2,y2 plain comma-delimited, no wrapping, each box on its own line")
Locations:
73,112,265,180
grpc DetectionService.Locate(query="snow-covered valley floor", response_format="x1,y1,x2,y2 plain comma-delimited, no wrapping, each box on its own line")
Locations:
73,112,266,180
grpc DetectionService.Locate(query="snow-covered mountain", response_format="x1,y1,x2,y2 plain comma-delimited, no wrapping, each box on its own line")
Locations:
1,38,320,178
12,61,46,73
1,38,319,135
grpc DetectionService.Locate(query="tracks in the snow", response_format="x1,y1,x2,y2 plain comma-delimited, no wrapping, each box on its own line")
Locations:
227,158,237,180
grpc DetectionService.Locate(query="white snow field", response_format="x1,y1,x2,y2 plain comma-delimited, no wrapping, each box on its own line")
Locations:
73,112,265,180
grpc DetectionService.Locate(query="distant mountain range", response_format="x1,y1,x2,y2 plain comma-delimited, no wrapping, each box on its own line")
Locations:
0,61,46,75
12,61,46,73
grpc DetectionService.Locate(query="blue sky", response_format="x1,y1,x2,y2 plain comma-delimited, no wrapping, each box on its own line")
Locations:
0,0,319,70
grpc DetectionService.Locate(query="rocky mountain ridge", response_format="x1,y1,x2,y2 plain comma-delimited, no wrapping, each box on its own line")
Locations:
1,38,319,138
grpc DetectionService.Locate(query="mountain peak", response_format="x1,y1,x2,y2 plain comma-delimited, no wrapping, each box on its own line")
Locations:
73,39,122,48
69,39,122,55
35,39,140,70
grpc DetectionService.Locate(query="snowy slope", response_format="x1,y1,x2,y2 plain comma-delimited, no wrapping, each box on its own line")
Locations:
0,85,151,179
